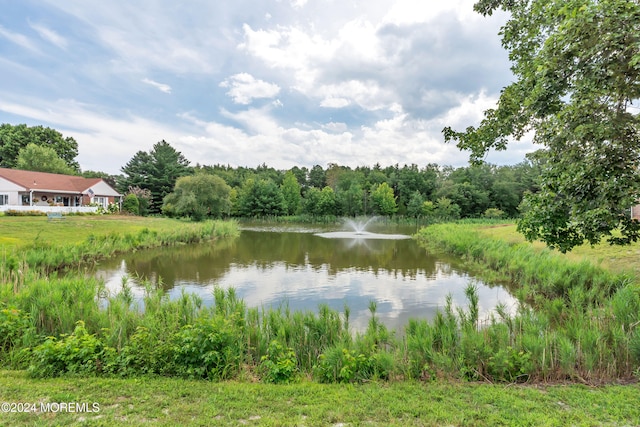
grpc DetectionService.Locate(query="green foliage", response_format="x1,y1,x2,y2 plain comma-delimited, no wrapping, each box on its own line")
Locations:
444,0,640,251
434,197,461,220
406,191,425,218
171,314,244,380
280,171,302,215
370,182,398,216
116,326,172,376
259,340,299,383
0,123,79,170
339,181,365,217
302,187,322,216
317,186,339,216
437,181,489,218
126,186,152,216
179,159,538,220
3,210,47,217
237,178,286,217
28,321,115,378
118,140,192,213
0,306,31,355
162,173,231,221
15,143,77,175
483,208,505,219
308,164,326,188
122,193,140,215
314,345,371,383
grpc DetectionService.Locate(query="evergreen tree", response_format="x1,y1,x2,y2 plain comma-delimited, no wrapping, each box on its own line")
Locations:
119,140,192,213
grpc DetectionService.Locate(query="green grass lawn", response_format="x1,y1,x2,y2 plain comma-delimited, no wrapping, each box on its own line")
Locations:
0,371,638,426
477,223,640,277
0,215,184,248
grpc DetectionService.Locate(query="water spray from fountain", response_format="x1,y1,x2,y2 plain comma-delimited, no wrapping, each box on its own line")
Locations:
315,216,410,240
343,216,379,235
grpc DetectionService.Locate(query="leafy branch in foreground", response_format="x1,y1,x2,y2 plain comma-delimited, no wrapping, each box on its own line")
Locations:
444,0,640,252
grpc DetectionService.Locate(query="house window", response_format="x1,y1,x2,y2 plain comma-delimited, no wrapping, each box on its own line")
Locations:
93,197,108,208
0,194,8,205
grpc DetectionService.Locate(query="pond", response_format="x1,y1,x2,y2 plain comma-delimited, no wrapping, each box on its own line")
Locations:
95,221,518,332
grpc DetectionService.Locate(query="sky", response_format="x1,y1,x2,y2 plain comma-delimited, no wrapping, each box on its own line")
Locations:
0,0,535,175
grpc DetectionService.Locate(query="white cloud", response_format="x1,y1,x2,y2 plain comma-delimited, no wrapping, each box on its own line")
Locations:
142,78,172,93
320,97,350,108
322,122,349,133
290,0,309,9
383,0,481,25
29,22,68,50
0,1,531,174
0,25,39,52
219,73,280,105
316,80,393,111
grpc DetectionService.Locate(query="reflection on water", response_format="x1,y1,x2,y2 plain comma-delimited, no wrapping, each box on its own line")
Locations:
95,225,517,332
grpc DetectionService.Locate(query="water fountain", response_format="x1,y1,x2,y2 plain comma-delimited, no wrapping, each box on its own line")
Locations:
315,216,411,240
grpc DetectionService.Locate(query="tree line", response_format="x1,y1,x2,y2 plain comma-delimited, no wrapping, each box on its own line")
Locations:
0,125,540,220
116,140,541,221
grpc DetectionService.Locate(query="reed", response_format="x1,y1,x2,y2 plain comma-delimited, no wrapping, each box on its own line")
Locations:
413,222,640,382
3,218,639,383
415,223,630,307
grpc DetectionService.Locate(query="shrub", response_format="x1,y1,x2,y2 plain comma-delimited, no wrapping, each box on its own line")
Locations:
259,340,298,383
314,344,371,383
116,326,173,376
4,210,46,217
171,314,245,380
0,307,31,354
122,193,140,215
28,321,115,378
483,208,505,219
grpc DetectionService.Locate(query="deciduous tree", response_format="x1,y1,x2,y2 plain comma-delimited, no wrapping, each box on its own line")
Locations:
280,171,302,215
370,182,398,217
0,123,79,171
163,173,231,220
237,178,286,217
443,0,640,251
15,143,76,175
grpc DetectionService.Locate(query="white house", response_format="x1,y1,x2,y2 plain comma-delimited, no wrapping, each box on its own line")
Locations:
0,168,121,213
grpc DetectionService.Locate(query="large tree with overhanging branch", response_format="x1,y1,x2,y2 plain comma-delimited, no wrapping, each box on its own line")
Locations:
443,0,640,252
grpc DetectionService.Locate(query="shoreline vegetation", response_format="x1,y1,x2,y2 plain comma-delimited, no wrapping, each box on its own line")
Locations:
1,216,639,425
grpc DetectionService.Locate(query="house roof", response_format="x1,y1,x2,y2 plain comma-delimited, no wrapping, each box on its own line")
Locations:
0,168,117,195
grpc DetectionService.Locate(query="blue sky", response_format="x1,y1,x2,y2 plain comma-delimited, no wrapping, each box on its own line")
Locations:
0,0,535,174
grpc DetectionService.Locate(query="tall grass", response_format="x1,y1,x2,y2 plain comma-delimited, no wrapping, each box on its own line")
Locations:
415,223,631,307
14,219,240,273
413,223,640,382
1,219,639,383
3,278,639,383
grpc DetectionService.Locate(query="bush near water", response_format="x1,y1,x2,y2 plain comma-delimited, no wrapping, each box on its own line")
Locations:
0,217,639,384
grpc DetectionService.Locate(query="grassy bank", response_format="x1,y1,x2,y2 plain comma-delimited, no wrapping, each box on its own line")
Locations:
0,221,637,383
476,222,640,277
1,370,638,426
1,217,640,424
1,215,239,273
416,222,640,382
0,215,218,248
